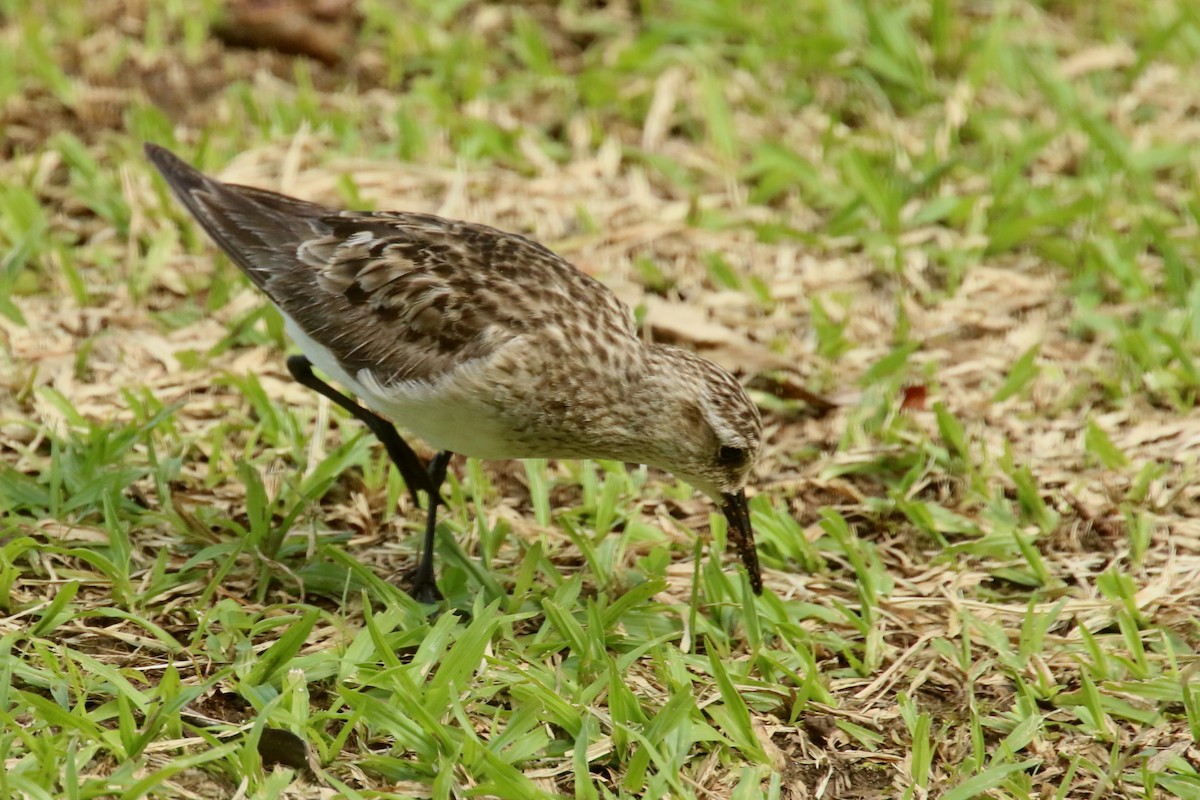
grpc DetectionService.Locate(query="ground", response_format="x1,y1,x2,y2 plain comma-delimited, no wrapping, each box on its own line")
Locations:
2,1,1200,798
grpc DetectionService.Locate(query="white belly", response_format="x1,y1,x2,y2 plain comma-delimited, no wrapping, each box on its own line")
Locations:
283,317,519,458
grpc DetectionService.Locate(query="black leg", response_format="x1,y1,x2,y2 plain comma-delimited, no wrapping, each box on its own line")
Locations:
286,356,451,604
409,450,452,604
286,356,433,504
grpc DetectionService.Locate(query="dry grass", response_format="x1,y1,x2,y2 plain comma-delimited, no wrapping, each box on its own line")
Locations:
3,0,1200,798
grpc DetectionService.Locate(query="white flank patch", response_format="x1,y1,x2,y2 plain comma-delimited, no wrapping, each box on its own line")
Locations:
282,314,520,459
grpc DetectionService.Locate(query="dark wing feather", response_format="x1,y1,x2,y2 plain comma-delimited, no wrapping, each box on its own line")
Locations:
145,144,637,385
145,144,334,292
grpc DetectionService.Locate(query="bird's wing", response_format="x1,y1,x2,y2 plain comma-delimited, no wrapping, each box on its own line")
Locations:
146,145,638,385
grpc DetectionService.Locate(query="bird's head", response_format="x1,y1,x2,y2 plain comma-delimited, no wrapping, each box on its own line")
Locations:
636,346,764,592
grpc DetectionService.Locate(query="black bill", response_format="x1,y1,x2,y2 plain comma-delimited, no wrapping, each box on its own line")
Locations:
721,489,762,594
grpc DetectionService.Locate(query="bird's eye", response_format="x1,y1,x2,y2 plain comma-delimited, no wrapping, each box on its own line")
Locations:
717,445,747,467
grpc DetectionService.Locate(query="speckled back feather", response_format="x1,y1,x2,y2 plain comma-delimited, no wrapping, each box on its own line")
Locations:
146,146,636,386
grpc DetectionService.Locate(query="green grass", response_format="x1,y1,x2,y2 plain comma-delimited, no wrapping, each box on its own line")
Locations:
3,0,1200,797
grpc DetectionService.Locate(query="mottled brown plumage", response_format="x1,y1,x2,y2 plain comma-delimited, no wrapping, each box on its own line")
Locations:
146,143,765,597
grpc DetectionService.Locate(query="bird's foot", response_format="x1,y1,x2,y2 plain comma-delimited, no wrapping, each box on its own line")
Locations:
406,572,444,605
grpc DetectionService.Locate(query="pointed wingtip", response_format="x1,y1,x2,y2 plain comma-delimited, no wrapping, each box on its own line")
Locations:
144,142,191,177
143,141,174,169
144,143,219,201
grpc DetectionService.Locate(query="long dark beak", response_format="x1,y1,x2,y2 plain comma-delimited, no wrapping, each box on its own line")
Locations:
721,489,762,594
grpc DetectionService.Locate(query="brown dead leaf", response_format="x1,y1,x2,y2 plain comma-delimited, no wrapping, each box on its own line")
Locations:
900,384,928,411
214,0,361,66
642,296,737,347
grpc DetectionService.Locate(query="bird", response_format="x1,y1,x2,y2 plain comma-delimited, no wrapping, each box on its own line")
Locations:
145,143,764,602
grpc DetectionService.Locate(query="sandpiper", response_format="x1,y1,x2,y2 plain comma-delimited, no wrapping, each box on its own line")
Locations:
146,143,764,601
